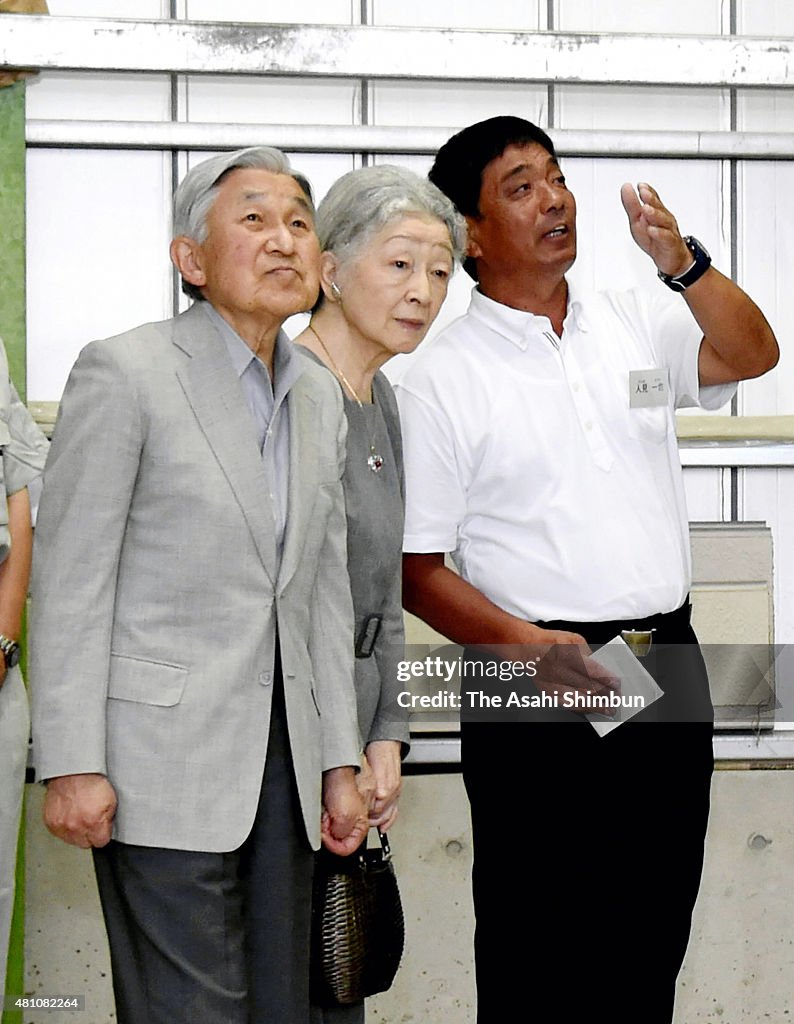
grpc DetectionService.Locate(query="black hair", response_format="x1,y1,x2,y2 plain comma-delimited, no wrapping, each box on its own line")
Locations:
429,116,557,279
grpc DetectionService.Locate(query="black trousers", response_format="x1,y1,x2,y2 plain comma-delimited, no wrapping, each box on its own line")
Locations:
462,603,714,1024
93,671,315,1024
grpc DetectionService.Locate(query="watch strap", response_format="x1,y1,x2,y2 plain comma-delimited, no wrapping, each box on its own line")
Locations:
658,236,712,292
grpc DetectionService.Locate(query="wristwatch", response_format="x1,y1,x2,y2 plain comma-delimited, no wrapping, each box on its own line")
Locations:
0,633,21,668
658,236,712,292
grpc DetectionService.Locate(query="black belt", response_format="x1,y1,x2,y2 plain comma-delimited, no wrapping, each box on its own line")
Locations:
535,600,694,649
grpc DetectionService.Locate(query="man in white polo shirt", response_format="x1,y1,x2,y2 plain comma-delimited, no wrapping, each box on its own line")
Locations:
397,116,778,1024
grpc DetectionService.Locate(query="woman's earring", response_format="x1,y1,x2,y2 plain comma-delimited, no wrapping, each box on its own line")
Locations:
331,282,342,300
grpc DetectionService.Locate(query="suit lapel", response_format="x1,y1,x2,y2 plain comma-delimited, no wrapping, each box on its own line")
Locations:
278,371,320,592
173,305,278,586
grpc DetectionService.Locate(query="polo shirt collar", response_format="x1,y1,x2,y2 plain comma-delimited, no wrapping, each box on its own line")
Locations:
468,280,591,350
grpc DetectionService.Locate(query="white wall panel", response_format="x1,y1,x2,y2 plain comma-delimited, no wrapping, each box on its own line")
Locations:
735,81,794,418
46,0,167,16
26,149,172,402
185,75,360,126
371,81,548,129
26,71,171,121
289,151,357,205
737,0,794,35
737,160,794,417
556,85,728,131
683,468,727,522
185,0,355,24
743,470,794,644
372,0,544,30
737,89,794,134
555,0,724,34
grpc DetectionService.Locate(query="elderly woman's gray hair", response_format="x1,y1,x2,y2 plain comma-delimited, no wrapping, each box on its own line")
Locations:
173,146,314,301
316,164,466,271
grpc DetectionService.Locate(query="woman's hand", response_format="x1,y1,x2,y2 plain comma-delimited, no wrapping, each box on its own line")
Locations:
364,740,402,830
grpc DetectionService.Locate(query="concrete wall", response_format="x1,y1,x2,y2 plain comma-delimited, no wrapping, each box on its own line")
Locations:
23,767,794,1023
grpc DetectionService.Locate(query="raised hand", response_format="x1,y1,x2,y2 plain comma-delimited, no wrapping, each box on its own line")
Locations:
620,182,692,278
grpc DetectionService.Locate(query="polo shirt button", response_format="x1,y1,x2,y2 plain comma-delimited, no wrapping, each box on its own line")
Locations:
572,381,580,392
585,421,593,432
259,671,273,686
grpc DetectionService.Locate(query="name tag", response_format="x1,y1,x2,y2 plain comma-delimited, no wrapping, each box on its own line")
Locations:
629,368,669,408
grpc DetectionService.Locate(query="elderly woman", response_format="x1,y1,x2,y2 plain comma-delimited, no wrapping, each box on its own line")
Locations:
295,165,465,1021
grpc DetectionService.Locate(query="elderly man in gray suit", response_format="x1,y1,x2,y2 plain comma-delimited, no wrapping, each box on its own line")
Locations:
30,147,366,1024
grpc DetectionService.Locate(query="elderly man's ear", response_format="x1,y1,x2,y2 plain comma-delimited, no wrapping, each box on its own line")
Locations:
170,237,207,289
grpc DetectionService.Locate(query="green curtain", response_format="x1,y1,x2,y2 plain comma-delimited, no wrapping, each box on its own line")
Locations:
0,79,28,1024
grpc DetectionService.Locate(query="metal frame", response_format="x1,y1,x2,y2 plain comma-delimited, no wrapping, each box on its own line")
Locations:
24,120,794,159
680,444,794,468
2,14,794,88
406,732,794,766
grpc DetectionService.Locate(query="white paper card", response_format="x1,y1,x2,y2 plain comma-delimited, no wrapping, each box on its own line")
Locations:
586,635,664,737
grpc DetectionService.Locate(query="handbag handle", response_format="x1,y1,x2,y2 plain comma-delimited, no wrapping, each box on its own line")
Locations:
357,828,392,867
377,830,391,860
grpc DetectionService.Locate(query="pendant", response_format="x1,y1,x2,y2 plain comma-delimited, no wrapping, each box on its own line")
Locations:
367,450,384,473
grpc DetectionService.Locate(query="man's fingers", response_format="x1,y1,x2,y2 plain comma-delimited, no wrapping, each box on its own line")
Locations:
370,805,399,831
637,181,662,206
321,815,368,856
535,648,621,708
87,821,113,848
620,182,642,220
44,823,92,849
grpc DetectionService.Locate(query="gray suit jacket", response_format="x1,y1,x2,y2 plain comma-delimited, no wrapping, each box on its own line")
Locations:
30,303,359,852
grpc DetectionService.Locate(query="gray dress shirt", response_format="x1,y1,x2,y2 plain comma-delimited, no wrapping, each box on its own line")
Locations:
202,303,303,558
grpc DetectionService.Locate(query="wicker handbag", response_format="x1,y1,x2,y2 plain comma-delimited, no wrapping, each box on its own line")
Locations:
310,830,405,1006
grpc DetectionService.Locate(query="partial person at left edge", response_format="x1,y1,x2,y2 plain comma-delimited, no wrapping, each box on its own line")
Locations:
0,336,48,1001
29,146,366,1024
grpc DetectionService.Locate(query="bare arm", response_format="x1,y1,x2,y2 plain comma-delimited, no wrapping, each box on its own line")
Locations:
620,182,778,386
1,490,117,849
403,553,617,699
404,553,545,647
0,488,32,685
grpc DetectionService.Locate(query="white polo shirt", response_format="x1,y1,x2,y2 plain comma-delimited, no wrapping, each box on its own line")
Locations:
396,283,735,623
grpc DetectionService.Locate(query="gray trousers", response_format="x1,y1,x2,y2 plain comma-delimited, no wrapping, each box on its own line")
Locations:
0,668,28,997
93,674,314,1024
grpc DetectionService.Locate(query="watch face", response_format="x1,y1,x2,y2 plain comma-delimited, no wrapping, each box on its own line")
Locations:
0,639,20,667
686,236,711,261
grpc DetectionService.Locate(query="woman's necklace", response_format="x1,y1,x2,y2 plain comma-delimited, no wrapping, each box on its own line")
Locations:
307,323,384,473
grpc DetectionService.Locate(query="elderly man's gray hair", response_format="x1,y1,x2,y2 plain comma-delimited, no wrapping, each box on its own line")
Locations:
316,164,467,270
173,146,314,302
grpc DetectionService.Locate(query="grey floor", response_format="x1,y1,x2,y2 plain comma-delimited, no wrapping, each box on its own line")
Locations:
22,769,794,1023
